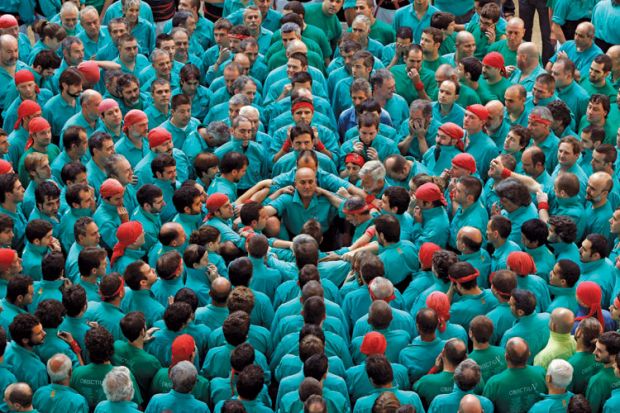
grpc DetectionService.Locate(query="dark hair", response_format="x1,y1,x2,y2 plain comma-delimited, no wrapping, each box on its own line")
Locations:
25,219,53,243
85,326,115,363
461,57,483,82
151,153,176,178
432,250,459,282
120,311,146,342
34,299,65,329
124,260,148,291
521,218,548,247
548,215,577,243
6,275,33,304
382,186,410,214
35,180,61,207
0,174,20,204
228,257,253,287
449,261,479,290
585,233,610,258
9,313,40,346
374,214,400,243
511,289,537,316
236,365,264,401
62,284,87,317
365,354,393,386
495,178,532,207
555,259,581,287
220,152,249,174
470,315,494,343
41,251,65,281
99,273,124,302
172,185,200,214
416,308,438,334
60,162,87,186
489,215,512,239
223,311,250,346
303,353,328,381
88,131,113,157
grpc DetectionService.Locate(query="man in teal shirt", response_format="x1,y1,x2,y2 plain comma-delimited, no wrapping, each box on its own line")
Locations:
145,361,209,413
3,313,48,391
449,261,498,332
551,57,590,129
586,331,620,413
33,353,89,413
264,168,337,237
120,260,165,327
399,308,445,383
393,0,439,43
501,289,551,364
450,177,489,250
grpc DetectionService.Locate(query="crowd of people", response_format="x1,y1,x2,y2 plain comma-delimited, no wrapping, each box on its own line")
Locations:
0,0,618,412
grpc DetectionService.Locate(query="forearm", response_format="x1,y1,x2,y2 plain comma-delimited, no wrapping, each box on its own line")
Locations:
398,135,413,155
551,23,566,44
350,240,379,254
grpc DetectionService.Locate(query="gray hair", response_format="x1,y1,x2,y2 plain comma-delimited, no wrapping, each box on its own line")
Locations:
292,234,318,252
231,115,251,128
105,154,130,177
243,5,261,17
80,5,99,20
352,14,371,28
239,106,259,118
81,89,102,107
546,359,573,389
170,361,198,393
410,99,433,117
229,94,250,107
47,354,72,383
232,76,254,93
150,48,169,63
102,366,135,402
281,22,301,37
530,106,553,123
206,121,230,146
123,0,142,11
60,1,79,16
359,160,386,182
368,277,394,299
454,359,481,391
370,69,394,89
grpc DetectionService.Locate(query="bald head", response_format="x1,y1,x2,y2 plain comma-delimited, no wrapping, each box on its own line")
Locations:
507,17,525,30
456,30,475,45
296,167,316,182
551,307,575,334
4,383,33,411
505,337,530,367
287,39,307,55
47,353,73,384
436,64,457,81
212,276,231,295
589,171,613,194
518,42,539,70
576,22,594,38
485,100,505,130
486,100,504,116
458,226,483,248
458,394,483,413
608,45,620,63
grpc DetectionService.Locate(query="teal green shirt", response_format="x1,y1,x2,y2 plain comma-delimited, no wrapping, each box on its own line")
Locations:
469,345,507,383
569,351,603,395
3,342,48,390
94,400,141,413
586,366,620,413
145,390,210,413
517,275,551,312
487,301,517,345
35,327,80,368
393,4,440,43
603,388,620,413
268,190,336,236
501,312,551,364
429,385,494,413
121,289,164,327
399,336,445,383
450,201,489,250
84,301,125,341
33,383,88,413
451,290,498,332
483,366,546,413
72,363,142,410
353,387,425,413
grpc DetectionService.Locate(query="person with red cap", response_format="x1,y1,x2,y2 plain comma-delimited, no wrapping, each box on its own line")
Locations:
0,248,21,295
96,98,125,142
480,52,512,103
60,89,103,146
204,192,247,255
114,109,149,168
2,69,52,135
422,122,465,176
110,221,145,274
6,100,42,167
93,178,127,250
149,334,209,404
426,291,469,344
574,281,617,333
412,182,450,248
0,15,31,62
463,104,499,180
347,328,410,402
402,242,441,309
134,127,190,187
17,117,59,188
506,250,551,312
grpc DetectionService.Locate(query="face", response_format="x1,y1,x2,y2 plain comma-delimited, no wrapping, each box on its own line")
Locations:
351,21,369,40
152,83,171,107
548,263,563,286
102,106,123,128
551,62,571,88
503,130,523,153
286,58,304,79
594,341,611,364
586,101,607,124
506,23,525,48
504,88,524,114
214,29,229,47
346,163,361,180
217,201,234,219
244,10,262,31
228,103,242,121
109,22,128,43
292,107,313,125
233,120,253,145
120,40,139,63
0,134,9,155
532,81,553,102
83,222,101,246
295,171,317,198
61,10,78,30
610,210,620,234
66,43,84,66
574,26,593,50
160,39,176,60
243,44,259,64
158,165,177,182
458,37,476,57
172,104,192,127
115,159,134,185
610,300,620,321
355,1,372,17
124,5,140,23
420,33,436,54
232,164,247,182
181,78,199,97
452,182,470,205
153,54,172,77
438,81,457,105
292,133,313,151
121,82,140,106
435,130,453,146
224,68,239,92
590,61,608,84
173,32,189,58
359,125,378,145
241,82,257,103
557,142,579,167
149,196,165,214
97,139,116,161
478,16,495,32
17,81,37,101
527,119,550,140
323,0,344,15
39,195,60,217
586,177,607,204
74,189,92,210
281,31,298,48
30,323,46,346
32,127,52,148
377,78,395,100
81,11,100,38
33,158,52,181
351,59,371,79
0,38,18,67
463,111,484,132
0,228,13,246
482,64,500,81
579,239,596,262
351,91,369,108
141,263,158,286
84,95,103,120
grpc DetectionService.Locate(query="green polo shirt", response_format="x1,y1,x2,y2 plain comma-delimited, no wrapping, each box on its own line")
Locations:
569,351,603,395
353,387,425,413
586,366,620,413
149,368,210,404
268,190,336,236
112,340,162,397
469,345,507,383
483,366,546,413
303,2,342,44
71,363,142,410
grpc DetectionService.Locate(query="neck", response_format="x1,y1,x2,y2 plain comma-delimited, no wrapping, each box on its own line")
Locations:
414,3,427,12
128,133,143,146
521,63,537,76
462,286,482,295
56,378,71,386
420,332,436,342
473,341,489,350
575,342,590,352
94,156,107,170
1,201,17,213
509,106,524,120
61,91,76,105
443,363,456,373
81,274,98,283
592,197,607,209
548,384,566,395
440,102,453,113
492,237,506,248
122,58,135,70
373,93,387,106
130,337,145,350
155,102,169,114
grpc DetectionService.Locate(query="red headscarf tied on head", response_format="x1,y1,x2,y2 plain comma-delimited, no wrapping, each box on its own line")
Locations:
451,153,477,174
0,15,19,29
148,127,172,149
345,152,365,167
438,122,465,151
14,70,39,93
466,104,489,122
0,160,13,174
426,291,451,332
25,117,51,150
0,248,17,270
419,242,441,270
123,109,148,134
14,100,41,131
415,182,447,207
483,52,507,77
206,193,230,219
111,221,143,265
506,251,537,277
100,178,125,200
576,281,605,327
360,331,387,356
171,334,196,367
291,100,314,114
77,61,100,84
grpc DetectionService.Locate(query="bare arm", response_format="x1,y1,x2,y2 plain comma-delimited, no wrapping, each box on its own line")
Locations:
315,187,345,209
